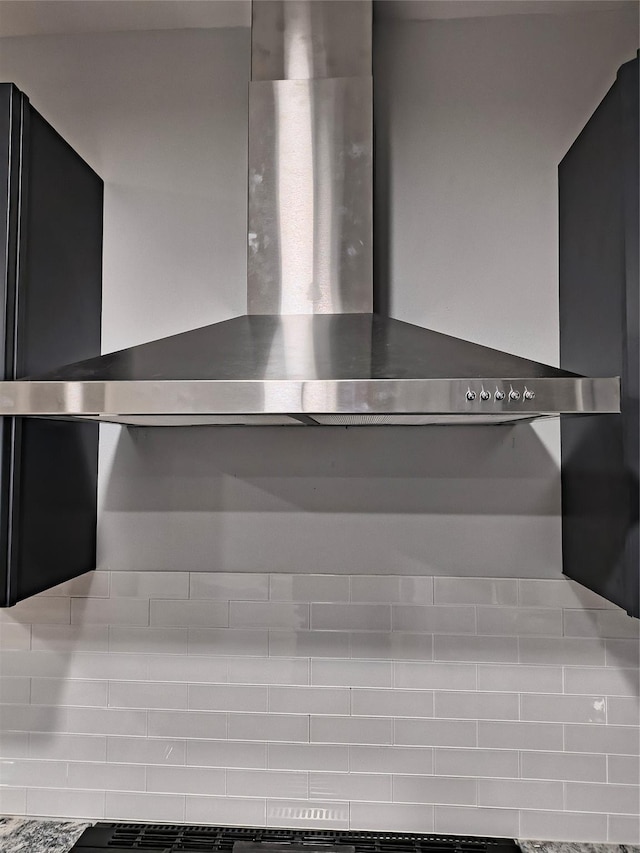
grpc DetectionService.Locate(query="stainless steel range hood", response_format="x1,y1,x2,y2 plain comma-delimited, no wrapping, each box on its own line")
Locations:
0,0,620,426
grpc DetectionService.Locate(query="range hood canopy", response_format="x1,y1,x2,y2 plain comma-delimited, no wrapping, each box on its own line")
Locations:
0,0,619,426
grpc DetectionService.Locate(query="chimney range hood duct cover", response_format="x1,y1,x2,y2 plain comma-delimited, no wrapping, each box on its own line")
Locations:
0,0,619,426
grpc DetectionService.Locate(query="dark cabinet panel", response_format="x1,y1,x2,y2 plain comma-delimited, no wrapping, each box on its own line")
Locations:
0,83,102,606
560,55,639,616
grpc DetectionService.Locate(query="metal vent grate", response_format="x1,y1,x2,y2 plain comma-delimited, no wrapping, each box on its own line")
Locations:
71,823,520,853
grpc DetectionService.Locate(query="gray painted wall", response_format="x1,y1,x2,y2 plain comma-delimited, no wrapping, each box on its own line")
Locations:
0,7,637,576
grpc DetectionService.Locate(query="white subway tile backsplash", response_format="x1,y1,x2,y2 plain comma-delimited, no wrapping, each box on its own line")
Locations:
350,802,435,832
434,805,519,837
434,748,518,779
521,750,606,782
0,786,27,814
566,782,640,815
392,606,475,634
67,707,147,737
519,637,606,666
105,791,185,822
109,681,187,710
518,579,617,610
147,655,227,684
67,760,146,792
1,597,70,625
189,629,268,657
107,736,185,766
72,598,149,626
40,571,109,599
394,719,476,749
269,743,348,772
564,609,640,639
0,622,31,650
190,684,268,713
0,731,29,758
27,787,105,819
109,627,188,655
608,755,640,785
0,703,68,733
147,764,226,795
312,659,392,688
609,814,640,843
31,679,107,708
477,664,562,693
393,775,476,806
230,602,308,630
111,571,189,599
351,577,433,605
148,710,227,740
349,746,433,775
150,600,228,628
229,713,308,742
269,686,349,715
228,769,307,799
312,604,391,632
0,757,68,788
32,625,109,653
29,733,106,762
0,676,30,704
564,666,640,697
310,772,392,802
185,795,266,826
477,721,563,751
434,578,517,606
476,606,562,637
521,693,607,724
435,692,518,721
229,657,309,686
187,739,266,769
608,697,640,726
311,716,392,745
3,569,637,840
478,778,563,810
434,635,518,663
271,575,349,602
393,662,476,691
270,631,350,658
350,632,432,661
192,573,270,601
606,639,640,668
520,809,608,842
565,724,640,755
352,689,433,719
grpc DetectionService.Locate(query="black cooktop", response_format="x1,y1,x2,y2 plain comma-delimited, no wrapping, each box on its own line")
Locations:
70,823,520,853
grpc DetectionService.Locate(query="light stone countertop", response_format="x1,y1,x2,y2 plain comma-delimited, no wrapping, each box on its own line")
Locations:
0,816,91,852
0,816,638,853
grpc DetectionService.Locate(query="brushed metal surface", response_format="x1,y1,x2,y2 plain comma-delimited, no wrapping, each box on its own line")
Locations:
28,314,585,382
248,77,373,314
0,376,620,422
251,0,371,81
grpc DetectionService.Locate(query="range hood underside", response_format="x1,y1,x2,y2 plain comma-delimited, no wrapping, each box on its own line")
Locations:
0,314,619,426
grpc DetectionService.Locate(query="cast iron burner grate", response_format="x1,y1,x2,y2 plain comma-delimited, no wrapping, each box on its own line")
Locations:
71,824,520,853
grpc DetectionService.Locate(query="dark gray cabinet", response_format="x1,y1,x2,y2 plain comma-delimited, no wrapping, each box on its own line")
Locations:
560,54,639,616
0,83,102,606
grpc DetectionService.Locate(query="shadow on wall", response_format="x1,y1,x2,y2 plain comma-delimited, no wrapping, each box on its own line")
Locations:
98,424,563,577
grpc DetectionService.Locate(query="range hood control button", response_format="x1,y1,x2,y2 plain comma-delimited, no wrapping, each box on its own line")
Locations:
524,388,535,400
480,390,491,401
466,390,477,401
509,389,521,401
495,390,506,401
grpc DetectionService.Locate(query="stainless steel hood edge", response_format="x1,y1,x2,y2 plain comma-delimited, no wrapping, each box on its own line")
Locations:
0,0,621,425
